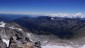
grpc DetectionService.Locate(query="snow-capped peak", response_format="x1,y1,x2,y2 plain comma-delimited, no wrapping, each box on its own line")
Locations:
0,21,6,27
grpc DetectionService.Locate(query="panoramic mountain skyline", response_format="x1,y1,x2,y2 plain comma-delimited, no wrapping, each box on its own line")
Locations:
0,0,85,48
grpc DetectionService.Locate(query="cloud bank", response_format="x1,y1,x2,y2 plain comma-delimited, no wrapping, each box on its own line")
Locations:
0,12,85,18
46,12,85,18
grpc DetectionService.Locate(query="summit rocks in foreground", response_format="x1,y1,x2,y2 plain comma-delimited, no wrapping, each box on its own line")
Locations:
0,21,41,48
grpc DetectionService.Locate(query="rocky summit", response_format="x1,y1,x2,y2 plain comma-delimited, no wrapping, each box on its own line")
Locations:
0,21,41,48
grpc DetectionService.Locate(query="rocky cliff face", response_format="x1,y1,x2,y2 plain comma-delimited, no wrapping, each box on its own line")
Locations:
0,21,41,48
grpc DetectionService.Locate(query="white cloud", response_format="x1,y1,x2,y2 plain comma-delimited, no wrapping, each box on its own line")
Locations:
0,11,85,18
73,12,83,18
74,12,82,16
46,12,85,18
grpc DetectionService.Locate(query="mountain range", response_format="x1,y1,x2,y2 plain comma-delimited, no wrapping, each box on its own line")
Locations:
0,14,85,48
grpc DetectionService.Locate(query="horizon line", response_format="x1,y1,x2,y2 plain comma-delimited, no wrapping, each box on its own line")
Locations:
0,11,85,18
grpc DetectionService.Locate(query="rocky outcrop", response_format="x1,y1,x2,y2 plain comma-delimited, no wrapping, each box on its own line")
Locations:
9,37,41,48
0,21,41,48
0,36,7,48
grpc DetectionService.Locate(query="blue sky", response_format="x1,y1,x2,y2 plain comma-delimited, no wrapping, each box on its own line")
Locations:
0,0,85,16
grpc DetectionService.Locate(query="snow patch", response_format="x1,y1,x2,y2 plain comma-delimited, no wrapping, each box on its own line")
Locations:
18,28,23,31
9,26,15,29
0,21,6,27
9,26,23,31
2,39,9,47
42,45,73,48
51,17,54,20
80,45,85,48
43,40,48,44
27,33,31,37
